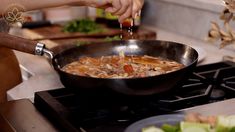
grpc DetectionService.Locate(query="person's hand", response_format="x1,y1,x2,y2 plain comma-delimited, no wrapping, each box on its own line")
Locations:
88,0,144,22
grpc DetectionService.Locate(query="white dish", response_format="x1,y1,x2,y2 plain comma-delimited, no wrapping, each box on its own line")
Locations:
191,45,207,63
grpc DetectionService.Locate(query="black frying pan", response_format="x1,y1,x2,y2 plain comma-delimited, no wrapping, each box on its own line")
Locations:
0,33,198,95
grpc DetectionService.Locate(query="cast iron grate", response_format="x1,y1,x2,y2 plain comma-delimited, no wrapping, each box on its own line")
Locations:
157,63,235,109
34,61,235,132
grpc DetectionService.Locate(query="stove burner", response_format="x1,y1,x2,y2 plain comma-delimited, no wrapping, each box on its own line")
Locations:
210,89,225,100
34,61,235,132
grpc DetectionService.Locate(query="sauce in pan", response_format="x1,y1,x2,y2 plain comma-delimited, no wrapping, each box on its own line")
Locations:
61,55,184,79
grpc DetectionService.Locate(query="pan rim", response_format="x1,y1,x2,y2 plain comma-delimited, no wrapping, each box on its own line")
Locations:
52,40,199,80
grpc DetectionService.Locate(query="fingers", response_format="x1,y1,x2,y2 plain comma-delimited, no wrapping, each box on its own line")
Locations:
114,0,131,16
108,0,132,23
111,0,121,13
118,3,132,23
104,0,144,22
132,0,144,18
105,0,121,13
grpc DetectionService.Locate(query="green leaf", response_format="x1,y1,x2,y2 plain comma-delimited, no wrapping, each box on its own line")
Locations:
104,35,121,42
62,19,104,33
162,124,180,132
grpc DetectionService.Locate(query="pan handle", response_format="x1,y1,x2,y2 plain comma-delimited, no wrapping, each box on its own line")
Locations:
0,32,53,58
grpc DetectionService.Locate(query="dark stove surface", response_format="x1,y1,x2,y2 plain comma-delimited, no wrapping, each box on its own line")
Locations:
34,61,235,132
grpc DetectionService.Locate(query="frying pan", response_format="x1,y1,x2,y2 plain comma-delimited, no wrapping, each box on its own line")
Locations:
0,33,198,95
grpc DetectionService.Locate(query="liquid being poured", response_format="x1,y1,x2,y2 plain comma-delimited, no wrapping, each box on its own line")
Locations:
120,23,123,40
120,18,134,40
128,19,134,39
119,24,124,62
119,19,134,58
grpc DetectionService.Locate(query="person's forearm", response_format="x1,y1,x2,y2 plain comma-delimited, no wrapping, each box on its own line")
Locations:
0,0,87,14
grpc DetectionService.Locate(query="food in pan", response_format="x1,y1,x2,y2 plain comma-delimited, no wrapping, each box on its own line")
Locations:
142,113,235,132
61,55,184,78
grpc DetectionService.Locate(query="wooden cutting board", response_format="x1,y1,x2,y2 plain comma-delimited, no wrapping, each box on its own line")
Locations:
39,28,157,53
22,25,122,40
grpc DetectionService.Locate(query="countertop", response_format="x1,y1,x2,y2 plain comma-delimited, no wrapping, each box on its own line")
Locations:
7,27,235,102
0,99,58,132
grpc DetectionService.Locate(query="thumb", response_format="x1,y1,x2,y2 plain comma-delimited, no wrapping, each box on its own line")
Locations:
105,7,117,13
96,0,112,7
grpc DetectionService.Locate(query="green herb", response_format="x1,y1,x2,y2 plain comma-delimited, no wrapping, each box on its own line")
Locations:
62,19,104,33
104,35,121,42
230,127,235,132
161,124,180,132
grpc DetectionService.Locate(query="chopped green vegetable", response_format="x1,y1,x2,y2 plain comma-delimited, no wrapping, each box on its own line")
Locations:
62,19,104,33
142,126,164,132
161,124,180,132
180,122,210,132
182,127,208,132
230,127,235,132
216,115,235,132
104,35,121,42
140,115,235,132
216,116,230,132
227,115,235,127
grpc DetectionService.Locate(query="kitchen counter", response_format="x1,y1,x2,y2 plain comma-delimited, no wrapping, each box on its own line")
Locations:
0,99,58,132
7,27,235,101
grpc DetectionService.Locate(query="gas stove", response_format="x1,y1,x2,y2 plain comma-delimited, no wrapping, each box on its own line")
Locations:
34,61,235,132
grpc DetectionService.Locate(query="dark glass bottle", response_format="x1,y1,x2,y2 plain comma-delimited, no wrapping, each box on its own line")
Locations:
105,12,120,28
105,13,141,31
95,9,106,24
121,18,140,31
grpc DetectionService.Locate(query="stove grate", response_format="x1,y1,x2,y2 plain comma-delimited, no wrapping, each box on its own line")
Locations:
34,61,235,132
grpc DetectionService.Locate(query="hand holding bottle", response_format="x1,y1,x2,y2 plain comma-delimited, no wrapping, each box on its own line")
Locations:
87,0,144,22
